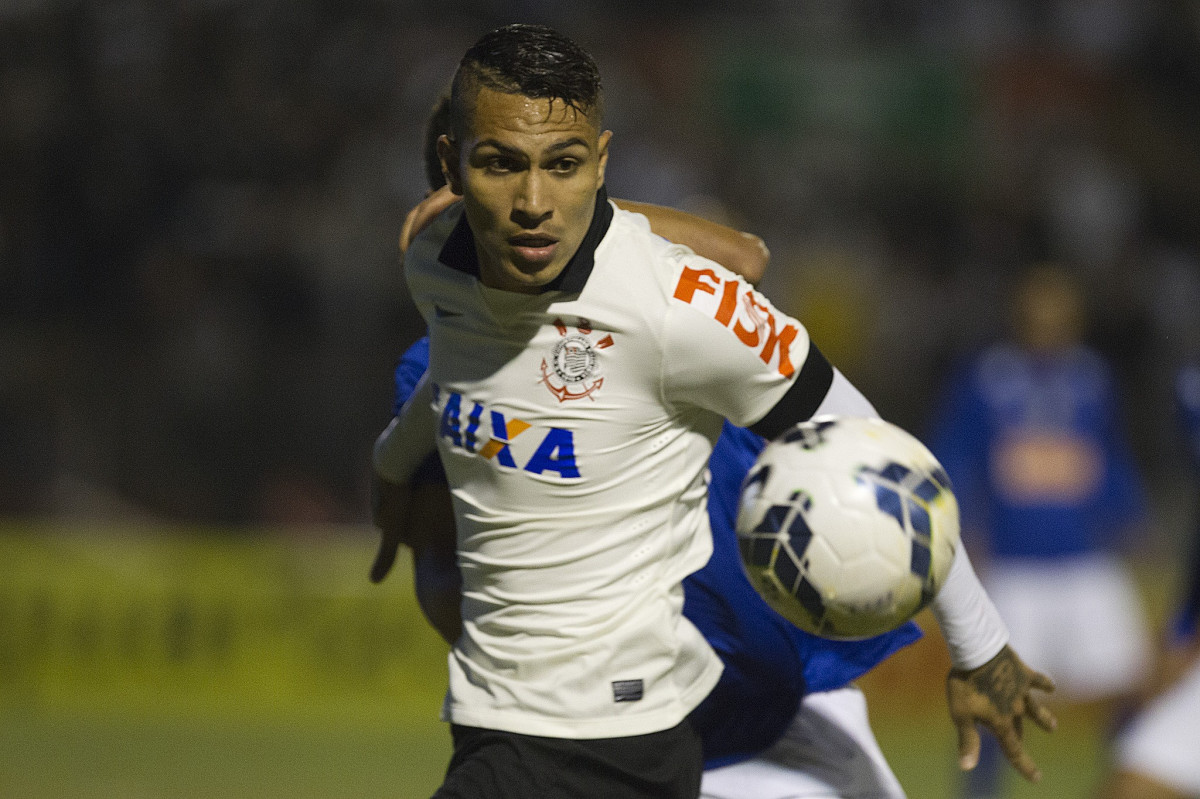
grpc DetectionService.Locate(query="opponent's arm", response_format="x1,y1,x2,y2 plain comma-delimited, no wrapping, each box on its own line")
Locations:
398,190,771,286
400,186,459,253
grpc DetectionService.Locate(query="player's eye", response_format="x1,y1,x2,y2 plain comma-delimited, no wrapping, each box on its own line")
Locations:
546,157,580,175
481,155,523,174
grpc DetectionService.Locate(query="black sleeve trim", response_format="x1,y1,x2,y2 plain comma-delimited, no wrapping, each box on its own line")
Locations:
749,342,834,441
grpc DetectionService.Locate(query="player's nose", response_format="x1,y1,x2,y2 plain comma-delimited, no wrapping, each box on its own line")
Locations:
511,171,551,227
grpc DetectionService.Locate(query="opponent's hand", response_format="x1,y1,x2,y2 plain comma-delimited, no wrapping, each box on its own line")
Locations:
399,185,459,254
946,644,1057,783
369,476,412,583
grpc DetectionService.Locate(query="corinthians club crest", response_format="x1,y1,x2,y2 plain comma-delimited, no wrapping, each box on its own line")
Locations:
540,317,613,402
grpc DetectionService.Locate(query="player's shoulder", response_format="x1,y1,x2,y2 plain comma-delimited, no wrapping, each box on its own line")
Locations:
606,204,698,268
608,204,739,267
600,204,735,308
971,343,1023,386
615,208,750,305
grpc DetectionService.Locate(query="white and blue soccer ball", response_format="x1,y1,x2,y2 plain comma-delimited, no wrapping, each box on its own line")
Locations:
736,416,960,640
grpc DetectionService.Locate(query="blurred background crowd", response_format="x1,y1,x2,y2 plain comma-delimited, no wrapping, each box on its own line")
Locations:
2,0,1198,547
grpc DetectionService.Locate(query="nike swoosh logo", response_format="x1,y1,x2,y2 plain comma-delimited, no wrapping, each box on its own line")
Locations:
434,305,461,318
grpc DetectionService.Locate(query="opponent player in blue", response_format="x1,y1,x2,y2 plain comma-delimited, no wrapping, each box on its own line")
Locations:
928,263,1152,799
1097,361,1200,799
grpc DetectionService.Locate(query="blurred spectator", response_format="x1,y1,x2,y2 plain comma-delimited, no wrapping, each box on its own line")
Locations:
928,263,1152,799
0,1,1196,527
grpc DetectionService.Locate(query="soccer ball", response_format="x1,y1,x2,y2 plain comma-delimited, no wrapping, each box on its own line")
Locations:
736,416,959,640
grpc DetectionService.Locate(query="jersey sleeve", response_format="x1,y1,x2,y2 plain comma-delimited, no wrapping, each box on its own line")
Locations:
660,258,833,434
930,545,1009,670
374,370,439,485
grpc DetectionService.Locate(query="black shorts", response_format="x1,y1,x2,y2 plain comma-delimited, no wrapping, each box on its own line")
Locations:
431,718,703,799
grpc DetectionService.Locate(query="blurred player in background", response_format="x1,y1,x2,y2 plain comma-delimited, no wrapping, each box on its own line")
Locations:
372,26,1051,796
928,263,1152,799
1095,361,1200,799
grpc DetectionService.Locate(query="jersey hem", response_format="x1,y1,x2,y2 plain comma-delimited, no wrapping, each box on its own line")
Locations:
439,654,724,740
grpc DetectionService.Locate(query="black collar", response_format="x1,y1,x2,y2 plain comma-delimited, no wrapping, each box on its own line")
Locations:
437,186,613,294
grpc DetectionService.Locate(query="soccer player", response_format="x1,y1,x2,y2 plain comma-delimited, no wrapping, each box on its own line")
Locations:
1095,361,1200,799
390,93,922,797
928,263,1152,799
373,24,1054,798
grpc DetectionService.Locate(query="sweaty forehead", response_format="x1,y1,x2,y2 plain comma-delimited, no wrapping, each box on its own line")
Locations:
464,87,599,147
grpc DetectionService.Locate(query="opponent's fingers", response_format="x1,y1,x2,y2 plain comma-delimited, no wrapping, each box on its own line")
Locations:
1027,669,1056,694
992,722,1042,783
1024,692,1058,733
955,720,981,771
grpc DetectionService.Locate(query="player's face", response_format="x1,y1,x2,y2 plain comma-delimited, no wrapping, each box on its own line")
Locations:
440,87,611,294
1015,270,1084,352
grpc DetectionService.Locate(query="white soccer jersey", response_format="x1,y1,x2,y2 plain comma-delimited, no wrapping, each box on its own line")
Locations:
381,193,836,739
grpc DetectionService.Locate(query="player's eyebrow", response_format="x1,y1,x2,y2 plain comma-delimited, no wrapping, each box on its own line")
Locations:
543,138,591,153
471,137,592,156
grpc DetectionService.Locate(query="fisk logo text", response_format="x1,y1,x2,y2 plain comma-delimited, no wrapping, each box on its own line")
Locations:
672,266,799,378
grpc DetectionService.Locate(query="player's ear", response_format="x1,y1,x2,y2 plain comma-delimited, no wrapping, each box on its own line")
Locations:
596,129,611,188
438,134,463,196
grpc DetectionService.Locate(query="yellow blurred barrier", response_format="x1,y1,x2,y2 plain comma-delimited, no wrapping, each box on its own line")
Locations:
0,523,450,720
4,523,1172,729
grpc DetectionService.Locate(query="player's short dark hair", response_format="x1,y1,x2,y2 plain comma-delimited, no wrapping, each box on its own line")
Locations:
423,93,451,191
448,23,603,141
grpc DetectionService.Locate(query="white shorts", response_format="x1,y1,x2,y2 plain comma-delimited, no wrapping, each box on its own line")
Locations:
700,686,906,799
1113,656,1200,795
982,554,1151,700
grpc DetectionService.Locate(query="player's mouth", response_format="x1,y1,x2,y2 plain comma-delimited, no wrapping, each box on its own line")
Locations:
509,233,559,266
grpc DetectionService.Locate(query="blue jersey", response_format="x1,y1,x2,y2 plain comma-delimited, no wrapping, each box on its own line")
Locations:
1173,363,1200,641
928,344,1146,559
393,338,920,768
